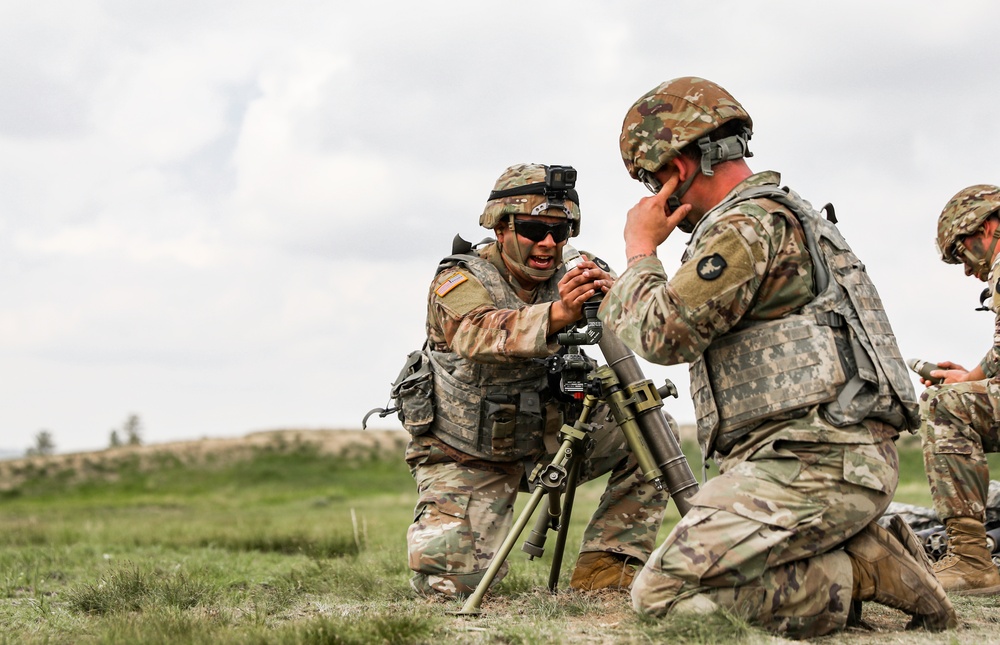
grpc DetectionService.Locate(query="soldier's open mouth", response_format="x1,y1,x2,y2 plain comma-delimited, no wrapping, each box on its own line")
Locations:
530,256,554,269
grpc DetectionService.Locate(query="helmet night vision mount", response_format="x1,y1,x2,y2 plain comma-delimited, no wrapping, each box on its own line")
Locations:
487,164,579,205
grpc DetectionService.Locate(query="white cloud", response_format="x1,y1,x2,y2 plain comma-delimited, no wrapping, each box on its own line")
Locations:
1,1,1000,454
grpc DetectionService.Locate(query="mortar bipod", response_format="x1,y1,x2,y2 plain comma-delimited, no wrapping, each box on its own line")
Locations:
454,390,602,616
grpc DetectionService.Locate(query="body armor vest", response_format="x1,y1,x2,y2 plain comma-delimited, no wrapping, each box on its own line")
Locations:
689,185,919,456
426,250,565,461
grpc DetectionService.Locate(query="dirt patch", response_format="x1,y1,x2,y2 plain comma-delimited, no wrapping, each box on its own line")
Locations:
0,428,409,491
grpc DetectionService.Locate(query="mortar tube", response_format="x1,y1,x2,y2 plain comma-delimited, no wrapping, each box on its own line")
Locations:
598,332,699,516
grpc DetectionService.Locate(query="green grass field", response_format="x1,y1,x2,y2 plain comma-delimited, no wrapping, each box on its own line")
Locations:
1,430,999,644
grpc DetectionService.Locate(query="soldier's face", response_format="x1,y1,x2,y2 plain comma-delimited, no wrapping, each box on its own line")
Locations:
497,214,567,281
960,231,992,281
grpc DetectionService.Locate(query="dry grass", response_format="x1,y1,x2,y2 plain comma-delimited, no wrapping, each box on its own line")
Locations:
0,428,408,492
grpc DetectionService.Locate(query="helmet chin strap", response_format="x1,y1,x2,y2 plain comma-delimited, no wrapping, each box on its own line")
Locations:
668,170,700,233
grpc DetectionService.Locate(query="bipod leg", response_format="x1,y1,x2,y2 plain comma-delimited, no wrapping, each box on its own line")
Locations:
522,487,560,561
455,395,599,616
547,451,581,593
455,435,576,616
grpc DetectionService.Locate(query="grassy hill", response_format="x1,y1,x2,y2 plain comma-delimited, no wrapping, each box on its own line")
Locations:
1,428,998,644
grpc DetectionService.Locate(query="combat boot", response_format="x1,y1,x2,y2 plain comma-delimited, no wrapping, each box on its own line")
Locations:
844,520,957,631
933,516,1000,595
569,551,637,591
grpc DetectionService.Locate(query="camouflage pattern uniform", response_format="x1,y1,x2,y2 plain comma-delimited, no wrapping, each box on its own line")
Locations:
599,169,913,638
406,186,668,596
921,361,1000,524
922,185,1000,525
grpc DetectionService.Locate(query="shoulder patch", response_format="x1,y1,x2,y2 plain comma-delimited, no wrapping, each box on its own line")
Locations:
697,254,727,280
671,225,756,310
435,271,468,297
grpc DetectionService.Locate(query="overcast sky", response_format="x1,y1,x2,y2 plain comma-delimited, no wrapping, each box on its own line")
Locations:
2,1,998,455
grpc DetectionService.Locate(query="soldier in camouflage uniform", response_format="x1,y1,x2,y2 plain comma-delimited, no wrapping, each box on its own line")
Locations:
918,185,1000,594
598,77,956,637
404,163,669,598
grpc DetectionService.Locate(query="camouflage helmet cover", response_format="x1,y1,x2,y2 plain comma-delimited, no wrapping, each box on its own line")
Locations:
936,184,1000,264
479,163,581,236
620,76,753,179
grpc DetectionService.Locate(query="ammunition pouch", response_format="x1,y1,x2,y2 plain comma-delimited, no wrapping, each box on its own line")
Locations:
428,348,548,461
391,349,435,436
482,390,546,458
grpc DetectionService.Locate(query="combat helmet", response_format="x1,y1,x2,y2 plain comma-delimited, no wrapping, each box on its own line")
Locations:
480,163,581,237
620,77,753,225
936,185,1000,277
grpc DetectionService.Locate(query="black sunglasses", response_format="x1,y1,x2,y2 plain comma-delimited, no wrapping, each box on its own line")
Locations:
512,219,571,243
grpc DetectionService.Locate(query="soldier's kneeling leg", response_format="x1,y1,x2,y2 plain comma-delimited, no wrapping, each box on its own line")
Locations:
407,468,518,597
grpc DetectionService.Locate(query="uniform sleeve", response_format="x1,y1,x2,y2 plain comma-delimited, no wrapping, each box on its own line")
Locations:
979,272,1000,378
599,212,769,365
979,310,1000,378
427,267,558,363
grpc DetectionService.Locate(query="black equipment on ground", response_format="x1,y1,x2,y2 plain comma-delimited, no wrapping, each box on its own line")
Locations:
917,520,1000,569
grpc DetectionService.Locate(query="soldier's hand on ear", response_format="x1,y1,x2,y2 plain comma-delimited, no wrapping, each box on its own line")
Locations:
624,174,692,268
